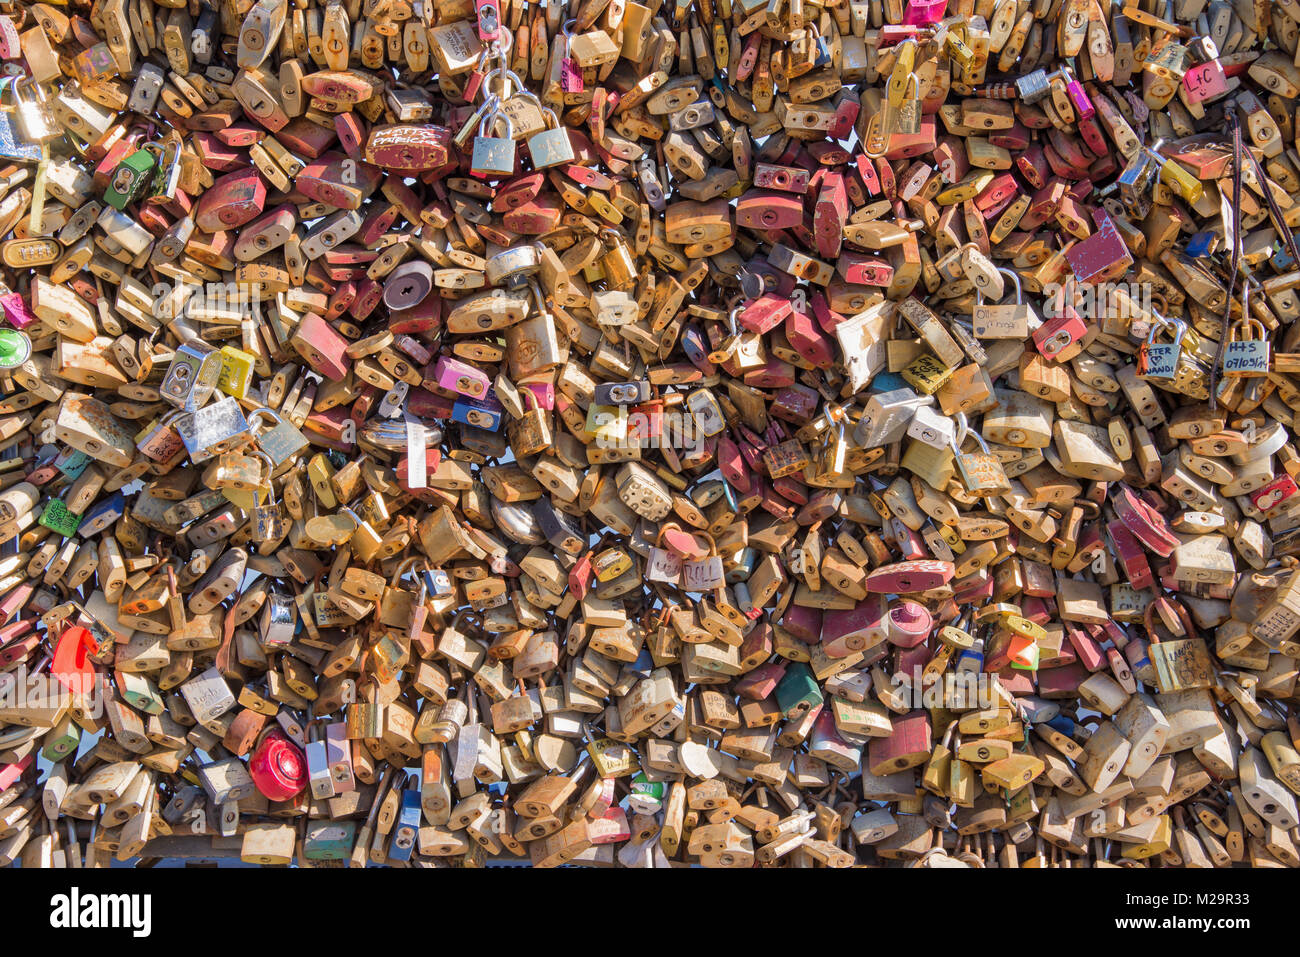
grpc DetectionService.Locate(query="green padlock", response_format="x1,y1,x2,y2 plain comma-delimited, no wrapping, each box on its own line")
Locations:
39,499,83,538
41,716,82,763
104,144,160,210
775,661,823,719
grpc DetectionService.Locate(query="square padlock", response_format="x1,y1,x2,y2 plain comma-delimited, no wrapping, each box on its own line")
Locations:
906,405,955,450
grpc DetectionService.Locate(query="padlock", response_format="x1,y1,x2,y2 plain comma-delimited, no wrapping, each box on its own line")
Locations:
160,340,225,413
508,390,553,458
1137,316,1186,385
972,267,1034,339
682,533,725,592
1222,318,1269,378
175,396,252,463
103,143,161,211
471,104,516,177
527,100,575,169
951,413,1011,497
13,77,59,142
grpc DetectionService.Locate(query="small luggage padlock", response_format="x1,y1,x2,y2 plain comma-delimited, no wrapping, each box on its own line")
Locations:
809,413,853,489
893,75,922,136
175,396,252,463
250,456,288,544
471,106,516,177
434,355,490,399
104,142,162,211
135,410,188,466
682,533,725,592
646,525,684,585
508,390,552,457
1053,62,1093,119
1222,317,1269,377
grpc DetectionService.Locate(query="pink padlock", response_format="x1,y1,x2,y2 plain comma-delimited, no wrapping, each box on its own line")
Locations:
249,728,309,801
828,97,860,142
433,356,490,399
743,358,797,388
1182,60,1227,104
519,381,555,410
1065,208,1132,284
334,111,367,158
717,433,753,493
867,710,931,773
885,600,933,647
837,250,894,286
297,152,381,209
735,189,804,230
770,384,819,423
0,291,36,329
1065,624,1106,672
814,172,848,259
890,519,928,562
865,559,955,594
902,0,946,26
771,474,809,506
738,293,793,334
350,278,386,322
1032,311,1088,361
735,661,787,700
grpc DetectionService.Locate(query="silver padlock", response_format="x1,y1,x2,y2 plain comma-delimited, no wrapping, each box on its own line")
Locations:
485,242,543,288
470,106,516,177
176,396,252,462
160,339,225,412
1015,68,1050,103
14,77,60,142
128,64,166,114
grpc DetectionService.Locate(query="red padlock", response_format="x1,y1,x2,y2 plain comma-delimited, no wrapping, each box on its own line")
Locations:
865,559,955,594
193,167,267,232
364,124,452,170
735,189,804,230
821,596,887,656
291,312,353,381
249,728,309,801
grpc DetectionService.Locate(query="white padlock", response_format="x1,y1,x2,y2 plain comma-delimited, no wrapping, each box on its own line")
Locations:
906,404,956,450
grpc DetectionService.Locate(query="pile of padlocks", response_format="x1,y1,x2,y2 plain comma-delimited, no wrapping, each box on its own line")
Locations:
3,0,1300,870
